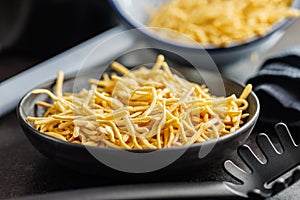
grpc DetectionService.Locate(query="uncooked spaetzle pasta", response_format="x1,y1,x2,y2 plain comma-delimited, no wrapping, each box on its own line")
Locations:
148,0,299,46
27,55,252,149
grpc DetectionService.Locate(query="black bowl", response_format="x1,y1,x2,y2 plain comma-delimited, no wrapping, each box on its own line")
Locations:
17,69,260,178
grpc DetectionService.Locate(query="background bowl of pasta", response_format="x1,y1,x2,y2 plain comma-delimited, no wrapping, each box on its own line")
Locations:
109,0,300,67
17,56,260,177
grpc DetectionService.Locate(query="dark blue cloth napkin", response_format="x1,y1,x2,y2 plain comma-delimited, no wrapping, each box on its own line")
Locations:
247,49,300,132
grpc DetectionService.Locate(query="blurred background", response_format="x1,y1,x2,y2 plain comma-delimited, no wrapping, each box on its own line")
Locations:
0,0,117,81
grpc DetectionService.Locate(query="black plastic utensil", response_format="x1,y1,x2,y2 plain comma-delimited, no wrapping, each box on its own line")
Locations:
15,123,299,200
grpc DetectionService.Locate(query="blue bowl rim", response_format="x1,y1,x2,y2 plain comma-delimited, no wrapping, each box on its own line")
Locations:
109,0,300,53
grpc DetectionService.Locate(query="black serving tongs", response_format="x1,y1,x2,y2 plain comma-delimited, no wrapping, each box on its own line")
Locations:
16,123,299,200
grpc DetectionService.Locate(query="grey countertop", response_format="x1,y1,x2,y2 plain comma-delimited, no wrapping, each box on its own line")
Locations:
0,21,300,199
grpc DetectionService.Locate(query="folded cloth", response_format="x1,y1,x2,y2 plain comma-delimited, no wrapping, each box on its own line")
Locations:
247,48,300,133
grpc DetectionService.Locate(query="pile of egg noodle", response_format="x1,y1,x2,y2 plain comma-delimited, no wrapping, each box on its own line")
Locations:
148,0,300,46
27,55,252,149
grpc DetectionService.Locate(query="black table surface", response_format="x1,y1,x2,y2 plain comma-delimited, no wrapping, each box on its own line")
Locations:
1,0,300,195
1,54,300,200
2,15,300,197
